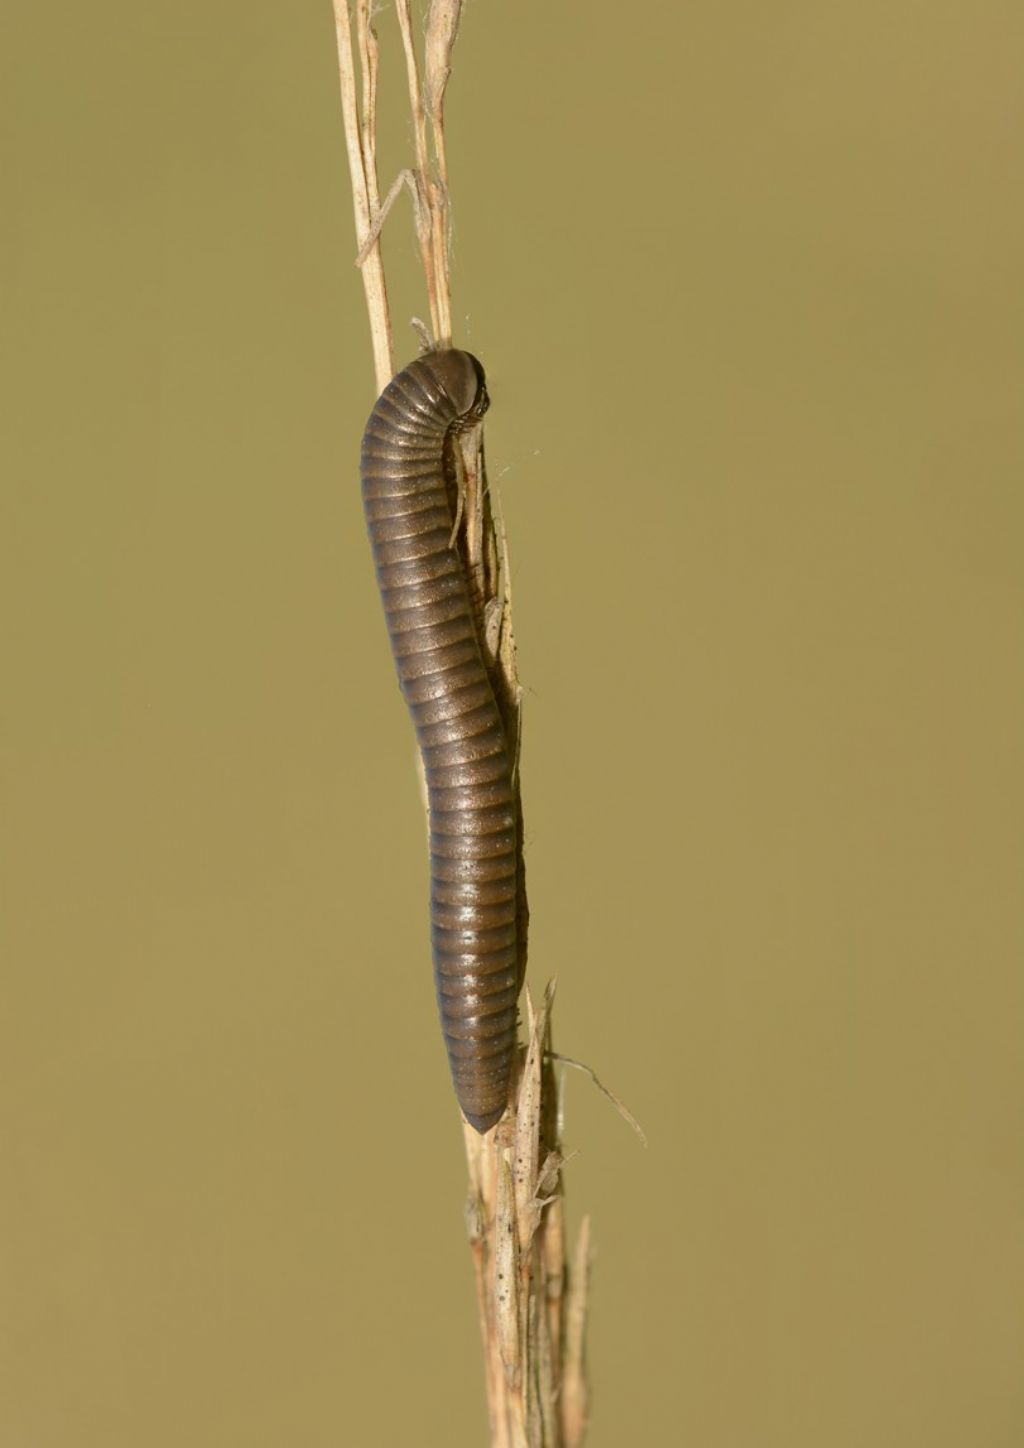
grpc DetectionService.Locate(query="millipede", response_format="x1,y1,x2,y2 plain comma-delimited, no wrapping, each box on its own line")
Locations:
359,349,520,1133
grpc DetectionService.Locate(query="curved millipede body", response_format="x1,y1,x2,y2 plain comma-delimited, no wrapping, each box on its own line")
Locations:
360,350,519,1133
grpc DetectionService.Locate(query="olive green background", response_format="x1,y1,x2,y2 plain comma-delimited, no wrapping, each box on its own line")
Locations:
2,3,1022,1444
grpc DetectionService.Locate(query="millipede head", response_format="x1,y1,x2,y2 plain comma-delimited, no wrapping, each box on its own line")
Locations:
427,348,489,425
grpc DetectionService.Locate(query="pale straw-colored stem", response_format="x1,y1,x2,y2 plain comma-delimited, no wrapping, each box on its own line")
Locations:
354,3,383,251
461,986,592,1446
424,0,461,340
395,0,443,343
331,0,392,389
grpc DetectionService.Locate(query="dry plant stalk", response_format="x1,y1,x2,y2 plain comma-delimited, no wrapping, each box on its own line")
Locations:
464,985,591,1446
330,3,591,1442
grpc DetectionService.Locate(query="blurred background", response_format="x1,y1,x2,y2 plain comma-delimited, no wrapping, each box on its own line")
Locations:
2,2,1022,1444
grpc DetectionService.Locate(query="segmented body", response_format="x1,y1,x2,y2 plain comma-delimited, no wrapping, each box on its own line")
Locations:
360,350,518,1133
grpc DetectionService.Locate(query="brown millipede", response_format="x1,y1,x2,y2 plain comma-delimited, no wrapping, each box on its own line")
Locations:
360,350,519,1133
